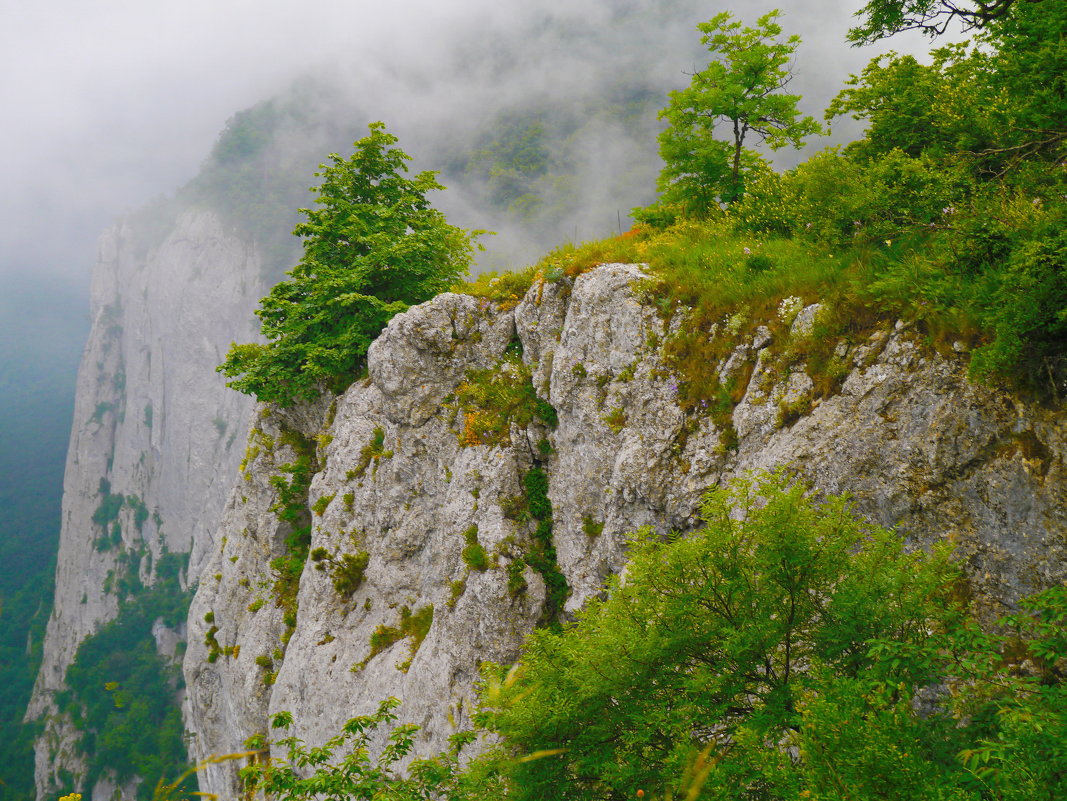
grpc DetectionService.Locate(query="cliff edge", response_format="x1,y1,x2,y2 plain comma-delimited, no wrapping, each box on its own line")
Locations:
184,263,1066,797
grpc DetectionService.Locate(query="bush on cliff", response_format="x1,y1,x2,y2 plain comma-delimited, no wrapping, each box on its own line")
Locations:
219,122,483,407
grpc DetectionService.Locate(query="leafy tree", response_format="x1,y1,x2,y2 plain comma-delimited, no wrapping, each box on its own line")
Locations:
848,0,1044,43
476,471,963,800
467,472,1067,800
219,122,483,407
654,10,822,215
825,2,1067,389
238,698,475,801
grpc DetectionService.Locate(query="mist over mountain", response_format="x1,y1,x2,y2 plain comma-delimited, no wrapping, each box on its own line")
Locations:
0,275,86,800
0,1,947,797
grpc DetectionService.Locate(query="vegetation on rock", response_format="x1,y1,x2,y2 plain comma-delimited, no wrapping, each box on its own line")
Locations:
175,2,1066,799
57,552,192,800
652,10,822,215
218,122,483,406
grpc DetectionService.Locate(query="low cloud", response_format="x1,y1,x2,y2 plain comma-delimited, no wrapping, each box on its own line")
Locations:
0,0,932,281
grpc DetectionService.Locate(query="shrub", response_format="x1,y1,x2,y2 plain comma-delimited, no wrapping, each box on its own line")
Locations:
219,122,483,405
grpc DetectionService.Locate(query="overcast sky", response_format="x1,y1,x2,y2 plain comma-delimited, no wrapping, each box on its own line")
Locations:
0,0,934,287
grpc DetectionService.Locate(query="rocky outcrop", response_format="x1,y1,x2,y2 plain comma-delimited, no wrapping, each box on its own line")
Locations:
27,210,264,799
184,263,1066,798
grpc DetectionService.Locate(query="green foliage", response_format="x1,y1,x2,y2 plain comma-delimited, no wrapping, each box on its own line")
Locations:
91,479,125,528
267,429,317,640
654,10,822,214
310,546,370,597
581,516,604,539
57,553,192,800
219,122,483,406
466,111,552,216
0,283,83,796
455,265,540,307
520,468,568,624
238,698,475,801
460,525,489,572
601,406,626,434
848,0,1032,43
479,471,960,800
357,605,435,672
466,473,1067,801
347,426,391,480
506,561,528,598
455,352,557,447
311,494,334,516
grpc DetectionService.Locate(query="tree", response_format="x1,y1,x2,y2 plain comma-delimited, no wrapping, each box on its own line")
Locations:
848,0,1045,44
473,472,1067,800
237,698,476,801
655,10,822,215
219,122,482,407
478,471,962,800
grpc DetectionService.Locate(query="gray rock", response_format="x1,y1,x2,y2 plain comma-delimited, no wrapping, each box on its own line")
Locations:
27,211,264,800
184,264,1067,799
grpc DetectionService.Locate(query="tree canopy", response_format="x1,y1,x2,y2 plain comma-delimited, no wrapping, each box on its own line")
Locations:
848,0,1044,44
653,10,822,216
219,122,482,407
471,473,1067,801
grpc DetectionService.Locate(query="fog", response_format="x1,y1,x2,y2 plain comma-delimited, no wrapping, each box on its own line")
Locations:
0,0,937,288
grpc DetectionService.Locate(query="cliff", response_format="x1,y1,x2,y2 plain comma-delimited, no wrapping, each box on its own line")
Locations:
26,210,264,799
183,263,1066,797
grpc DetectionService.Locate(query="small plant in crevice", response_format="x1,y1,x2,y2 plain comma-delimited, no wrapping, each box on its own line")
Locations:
265,425,317,663
310,546,370,597
777,393,814,428
602,406,627,434
447,578,466,609
204,625,223,663
460,525,489,571
311,494,334,516
346,426,392,480
506,560,528,598
521,467,569,626
455,348,557,447
353,604,435,673
582,516,605,539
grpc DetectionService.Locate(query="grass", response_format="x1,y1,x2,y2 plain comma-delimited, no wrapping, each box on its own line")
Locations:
454,351,557,447
452,213,986,422
353,604,435,673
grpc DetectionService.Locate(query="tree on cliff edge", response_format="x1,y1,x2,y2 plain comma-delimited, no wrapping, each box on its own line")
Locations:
219,122,482,406
654,10,822,216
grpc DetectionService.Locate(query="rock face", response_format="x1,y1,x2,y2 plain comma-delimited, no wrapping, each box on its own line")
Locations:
27,210,264,800
184,264,1066,798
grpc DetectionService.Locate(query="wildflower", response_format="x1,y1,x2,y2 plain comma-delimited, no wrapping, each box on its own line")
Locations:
942,205,955,215
777,296,804,325
743,247,751,255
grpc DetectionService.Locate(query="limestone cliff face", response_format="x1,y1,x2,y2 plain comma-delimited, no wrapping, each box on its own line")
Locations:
184,263,1066,798
27,210,264,800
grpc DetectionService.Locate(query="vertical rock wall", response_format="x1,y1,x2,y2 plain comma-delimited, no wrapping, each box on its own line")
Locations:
26,210,264,800
184,264,1066,798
